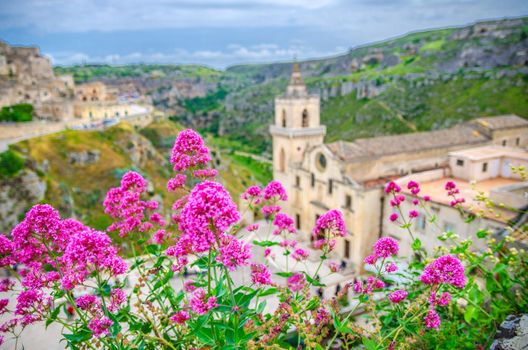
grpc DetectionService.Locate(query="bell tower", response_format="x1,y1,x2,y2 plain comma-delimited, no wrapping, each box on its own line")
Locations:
270,63,326,183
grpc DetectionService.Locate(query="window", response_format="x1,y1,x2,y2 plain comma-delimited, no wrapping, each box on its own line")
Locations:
295,175,300,188
344,240,351,259
456,159,464,166
311,173,315,188
316,153,327,171
516,138,520,146
416,214,426,231
278,148,286,172
482,162,488,172
302,109,309,127
328,179,333,194
345,195,352,209
502,140,507,146
281,110,287,127
295,214,301,230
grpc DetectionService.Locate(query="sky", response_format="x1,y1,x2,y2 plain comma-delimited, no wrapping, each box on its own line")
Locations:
0,0,527,69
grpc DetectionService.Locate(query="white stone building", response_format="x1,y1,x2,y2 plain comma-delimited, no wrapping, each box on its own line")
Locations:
270,64,528,272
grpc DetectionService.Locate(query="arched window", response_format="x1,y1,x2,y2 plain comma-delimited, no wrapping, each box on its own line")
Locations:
279,148,286,172
302,109,309,127
281,110,287,127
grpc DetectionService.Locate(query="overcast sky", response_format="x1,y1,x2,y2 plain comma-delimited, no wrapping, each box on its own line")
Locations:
0,0,527,68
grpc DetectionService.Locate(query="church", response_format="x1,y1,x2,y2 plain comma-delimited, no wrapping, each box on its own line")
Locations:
270,63,528,272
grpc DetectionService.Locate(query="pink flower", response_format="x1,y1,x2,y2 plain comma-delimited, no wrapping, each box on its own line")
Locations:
75,294,100,311
0,299,9,315
364,254,377,265
263,181,288,201
109,288,126,312
412,199,419,205
88,316,113,337
424,308,441,329
389,213,399,222
409,210,419,218
291,248,309,261
15,290,51,326
388,290,408,303
170,310,190,324
424,195,431,201
0,279,14,292
287,273,305,292
385,181,401,194
189,288,217,315
193,169,218,180
167,174,187,191
354,276,385,294
241,185,262,201
313,210,346,238
420,255,466,289
0,235,14,267
373,237,399,258
385,262,398,273
430,291,452,307
407,180,420,195
315,308,331,325
273,213,296,235
261,205,281,219
328,261,340,272
251,263,273,285
216,235,252,271
240,224,256,235
170,129,211,172
177,181,240,254
264,247,273,258
184,280,196,292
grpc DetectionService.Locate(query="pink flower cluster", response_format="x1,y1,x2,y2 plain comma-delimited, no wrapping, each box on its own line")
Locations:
273,213,296,235
170,129,211,172
287,273,306,292
174,181,241,254
353,276,386,294
0,204,127,336
388,289,408,303
445,181,465,207
420,255,466,329
312,210,346,252
216,234,252,271
188,288,218,315
104,171,161,237
262,180,288,202
364,237,399,266
420,255,466,289
250,263,273,285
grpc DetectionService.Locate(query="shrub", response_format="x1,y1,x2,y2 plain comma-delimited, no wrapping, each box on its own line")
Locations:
0,103,33,122
0,129,525,349
0,149,25,177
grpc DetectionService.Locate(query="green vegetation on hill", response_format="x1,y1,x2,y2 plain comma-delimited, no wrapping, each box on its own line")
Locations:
54,64,223,83
0,103,33,122
0,149,25,177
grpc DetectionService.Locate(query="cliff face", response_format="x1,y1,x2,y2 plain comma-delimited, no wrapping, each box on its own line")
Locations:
0,41,75,121
0,170,46,231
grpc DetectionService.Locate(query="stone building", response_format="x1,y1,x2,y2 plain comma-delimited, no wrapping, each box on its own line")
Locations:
74,82,134,120
270,64,528,272
0,41,74,121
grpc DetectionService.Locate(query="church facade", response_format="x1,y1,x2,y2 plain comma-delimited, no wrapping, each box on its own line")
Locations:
270,64,528,272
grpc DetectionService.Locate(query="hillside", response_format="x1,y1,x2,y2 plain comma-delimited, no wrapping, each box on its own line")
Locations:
52,17,528,154
0,120,271,234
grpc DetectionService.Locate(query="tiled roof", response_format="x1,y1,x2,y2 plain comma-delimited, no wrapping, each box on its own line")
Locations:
326,125,488,162
470,115,528,130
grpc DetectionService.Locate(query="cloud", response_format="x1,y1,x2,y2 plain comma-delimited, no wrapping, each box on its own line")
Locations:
47,43,346,68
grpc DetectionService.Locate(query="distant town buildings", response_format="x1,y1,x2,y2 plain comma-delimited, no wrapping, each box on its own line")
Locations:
0,41,150,123
270,64,528,272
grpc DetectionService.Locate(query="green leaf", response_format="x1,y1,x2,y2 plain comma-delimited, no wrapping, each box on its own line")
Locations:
304,272,325,287
275,272,294,278
464,305,476,323
257,287,278,297
476,229,489,239
46,306,61,328
252,240,279,247
412,238,422,251
362,337,379,350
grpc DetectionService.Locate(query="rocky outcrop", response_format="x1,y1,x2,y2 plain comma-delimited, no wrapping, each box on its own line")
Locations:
68,150,100,165
491,314,528,350
0,170,46,232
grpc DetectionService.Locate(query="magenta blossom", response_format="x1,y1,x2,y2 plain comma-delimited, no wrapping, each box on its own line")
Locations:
388,290,408,303
287,273,305,292
262,181,288,201
373,237,399,259
251,263,273,285
170,129,211,172
420,255,466,289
